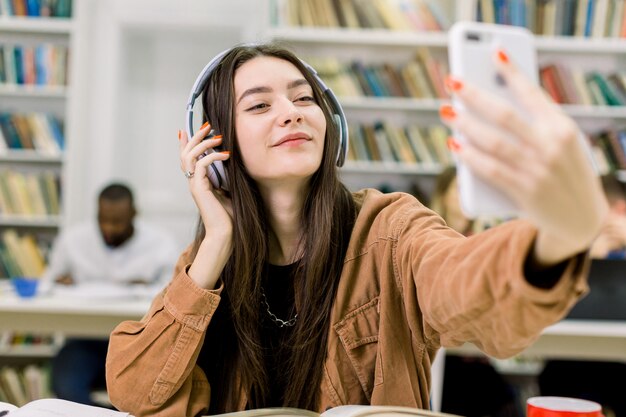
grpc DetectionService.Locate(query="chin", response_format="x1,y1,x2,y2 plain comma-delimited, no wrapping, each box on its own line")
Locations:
271,159,321,177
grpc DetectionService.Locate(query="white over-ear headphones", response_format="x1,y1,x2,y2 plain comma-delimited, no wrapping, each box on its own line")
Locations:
185,44,349,191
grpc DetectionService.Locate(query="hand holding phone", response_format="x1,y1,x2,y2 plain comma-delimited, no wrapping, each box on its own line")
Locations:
444,21,607,265
447,21,538,218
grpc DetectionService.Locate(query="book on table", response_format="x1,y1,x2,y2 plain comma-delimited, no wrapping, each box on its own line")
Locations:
206,405,463,417
0,398,132,417
0,400,464,417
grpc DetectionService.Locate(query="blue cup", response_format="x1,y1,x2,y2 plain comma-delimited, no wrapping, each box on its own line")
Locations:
11,277,39,298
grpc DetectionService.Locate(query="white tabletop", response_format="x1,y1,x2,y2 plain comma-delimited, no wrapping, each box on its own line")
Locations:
0,282,155,337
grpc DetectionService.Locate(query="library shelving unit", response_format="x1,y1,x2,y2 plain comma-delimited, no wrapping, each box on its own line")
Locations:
263,0,626,193
0,9,72,279
0,1,74,403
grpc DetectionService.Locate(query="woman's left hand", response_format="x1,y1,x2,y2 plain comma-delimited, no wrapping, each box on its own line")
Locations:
440,48,609,266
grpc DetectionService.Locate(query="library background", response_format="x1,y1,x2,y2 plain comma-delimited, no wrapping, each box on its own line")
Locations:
1,0,626,416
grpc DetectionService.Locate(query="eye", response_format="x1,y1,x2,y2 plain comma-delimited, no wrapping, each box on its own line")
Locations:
295,95,315,103
246,103,269,112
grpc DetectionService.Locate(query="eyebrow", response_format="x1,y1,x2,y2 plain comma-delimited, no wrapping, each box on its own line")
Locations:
236,78,311,105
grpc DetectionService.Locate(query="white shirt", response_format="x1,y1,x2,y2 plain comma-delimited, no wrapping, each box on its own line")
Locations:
41,220,179,289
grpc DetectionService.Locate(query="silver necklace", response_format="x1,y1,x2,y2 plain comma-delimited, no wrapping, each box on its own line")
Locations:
260,287,297,328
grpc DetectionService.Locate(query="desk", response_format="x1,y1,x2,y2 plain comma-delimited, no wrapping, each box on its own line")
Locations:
430,320,626,411
0,292,152,338
2,290,626,409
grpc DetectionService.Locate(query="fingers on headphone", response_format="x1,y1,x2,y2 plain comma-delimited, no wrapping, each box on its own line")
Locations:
193,136,223,160
180,128,222,155
192,122,211,142
192,151,230,184
196,150,231,170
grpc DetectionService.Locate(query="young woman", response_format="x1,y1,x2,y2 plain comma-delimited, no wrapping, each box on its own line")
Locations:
106,43,607,417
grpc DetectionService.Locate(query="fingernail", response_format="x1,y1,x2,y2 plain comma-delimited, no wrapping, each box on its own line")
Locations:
439,104,456,121
220,151,231,155
214,135,223,140
445,76,463,92
201,121,210,130
178,130,181,140
446,137,461,152
496,49,509,64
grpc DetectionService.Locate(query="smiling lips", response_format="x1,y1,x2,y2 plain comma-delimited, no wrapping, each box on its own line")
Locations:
274,132,311,147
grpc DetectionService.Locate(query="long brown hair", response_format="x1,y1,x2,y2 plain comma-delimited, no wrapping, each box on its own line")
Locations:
193,44,356,412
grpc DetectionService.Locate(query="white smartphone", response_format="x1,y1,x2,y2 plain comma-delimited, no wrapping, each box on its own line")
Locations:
447,21,539,218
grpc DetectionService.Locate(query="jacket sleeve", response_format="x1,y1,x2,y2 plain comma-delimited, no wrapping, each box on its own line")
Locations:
106,246,222,417
392,198,590,359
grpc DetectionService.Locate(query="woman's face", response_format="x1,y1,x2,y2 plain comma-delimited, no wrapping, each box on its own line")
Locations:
233,56,327,187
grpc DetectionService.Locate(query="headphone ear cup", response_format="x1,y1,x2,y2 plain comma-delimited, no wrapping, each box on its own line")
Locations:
207,159,229,191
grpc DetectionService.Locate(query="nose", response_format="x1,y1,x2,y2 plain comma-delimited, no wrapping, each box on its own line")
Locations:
279,99,303,127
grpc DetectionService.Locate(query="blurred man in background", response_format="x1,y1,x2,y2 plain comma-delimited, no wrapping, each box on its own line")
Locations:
42,182,179,406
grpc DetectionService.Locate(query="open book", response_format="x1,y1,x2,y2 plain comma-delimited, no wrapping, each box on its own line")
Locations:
0,398,134,417
208,405,463,417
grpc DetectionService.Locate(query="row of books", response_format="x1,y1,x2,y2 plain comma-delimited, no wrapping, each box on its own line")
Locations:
0,0,71,18
540,64,626,106
346,121,453,166
0,229,48,278
0,364,52,406
0,332,59,350
271,0,449,31
0,331,63,359
354,123,626,179
309,53,626,108
477,0,626,38
307,50,448,99
0,44,69,87
588,127,626,173
0,169,61,218
0,112,65,155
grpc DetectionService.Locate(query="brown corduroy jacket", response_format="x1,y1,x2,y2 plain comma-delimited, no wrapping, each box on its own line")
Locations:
106,189,589,417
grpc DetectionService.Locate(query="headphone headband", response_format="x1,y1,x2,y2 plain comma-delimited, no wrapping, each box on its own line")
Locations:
185,44,349,190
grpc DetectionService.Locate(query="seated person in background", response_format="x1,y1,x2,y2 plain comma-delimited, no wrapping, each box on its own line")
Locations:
430,165,518,417
539,173,626,417
41,182,179,406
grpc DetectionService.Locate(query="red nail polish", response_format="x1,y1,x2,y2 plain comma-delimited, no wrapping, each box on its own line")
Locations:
446,137,461,152
497,49,509,64
177,130,181,140
445,76,463,92
439,105,457,121
201,121,209,130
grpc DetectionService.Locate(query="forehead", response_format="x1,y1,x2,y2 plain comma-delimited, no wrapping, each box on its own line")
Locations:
234,56,306,89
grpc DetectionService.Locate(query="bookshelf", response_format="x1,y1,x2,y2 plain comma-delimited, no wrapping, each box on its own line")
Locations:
0,0,74,401
0,6,72,279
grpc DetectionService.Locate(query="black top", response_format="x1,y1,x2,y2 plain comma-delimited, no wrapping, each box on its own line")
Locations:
196,263,297,409
260,262,297,406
